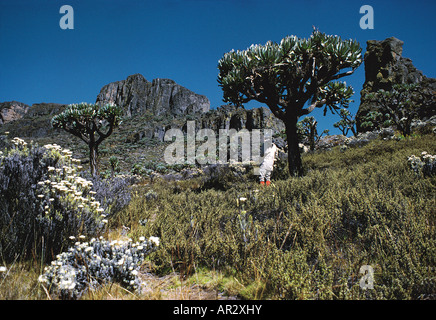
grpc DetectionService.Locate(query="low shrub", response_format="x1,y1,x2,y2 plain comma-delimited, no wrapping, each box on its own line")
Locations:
113,134,435,299
89,175,137,217
38,236,159,299
0,139,106,263
408,151,436,177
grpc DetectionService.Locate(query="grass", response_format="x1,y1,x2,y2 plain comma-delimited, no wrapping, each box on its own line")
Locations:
110,133,435,299
1,133,435,299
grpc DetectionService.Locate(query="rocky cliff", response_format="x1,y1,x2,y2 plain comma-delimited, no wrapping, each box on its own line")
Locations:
0,101,30,125
95,74,210,117
0,103,67,138
357,37,436,132
0,74,283,146
124,104,285,144
197,104,284,133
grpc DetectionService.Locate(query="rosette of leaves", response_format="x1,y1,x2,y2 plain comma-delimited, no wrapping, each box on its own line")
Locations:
51,103,122,176
218,28,361,176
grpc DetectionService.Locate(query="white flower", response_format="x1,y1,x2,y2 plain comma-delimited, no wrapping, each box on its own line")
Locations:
239,197,247,202
139,236,145,241
149,236,160,246
131,270,138,276
102,219,108,224
59,279,76,290
0,266,7,272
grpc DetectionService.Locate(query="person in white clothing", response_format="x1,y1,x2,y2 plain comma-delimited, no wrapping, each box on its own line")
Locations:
259,143,279,186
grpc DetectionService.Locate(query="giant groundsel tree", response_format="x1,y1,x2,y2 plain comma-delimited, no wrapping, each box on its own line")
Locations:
51,102,122,176
218,29,362,176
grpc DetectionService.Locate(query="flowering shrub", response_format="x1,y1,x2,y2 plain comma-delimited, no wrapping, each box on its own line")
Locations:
408,151,436,177
0,139,106,262
38,236,159,299
89,174,137,217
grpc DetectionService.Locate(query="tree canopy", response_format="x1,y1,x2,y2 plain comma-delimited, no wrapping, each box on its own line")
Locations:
51,102,122,176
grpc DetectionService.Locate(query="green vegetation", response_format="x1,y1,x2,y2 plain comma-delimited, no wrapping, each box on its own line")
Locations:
218,29,361,176
333,108,357,137
1,122,435,300
297,116,329,151
364,83,435,136
111,133,435,299
51,103,123,176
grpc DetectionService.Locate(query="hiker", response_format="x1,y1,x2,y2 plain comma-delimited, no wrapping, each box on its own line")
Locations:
259,142,279,186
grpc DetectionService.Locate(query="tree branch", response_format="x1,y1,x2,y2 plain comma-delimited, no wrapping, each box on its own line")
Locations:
300,99,327,116
330,70,355,80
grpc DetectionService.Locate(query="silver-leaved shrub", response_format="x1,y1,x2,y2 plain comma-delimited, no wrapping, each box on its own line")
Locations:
0,138,107,262
38,236,159,299
408,151,436,177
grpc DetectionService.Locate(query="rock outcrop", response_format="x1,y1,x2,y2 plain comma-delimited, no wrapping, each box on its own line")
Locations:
0,101,30,125
0,103,67,138
357,37,436,132
95,74,210,117
196,104,284,133
124,104,285,144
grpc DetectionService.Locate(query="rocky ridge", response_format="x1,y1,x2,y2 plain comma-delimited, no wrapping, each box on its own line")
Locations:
95,74,210,117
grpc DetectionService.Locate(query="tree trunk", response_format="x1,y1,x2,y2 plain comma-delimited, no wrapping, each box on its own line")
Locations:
89,144,98,177
285,116,303,177
309,124,316,151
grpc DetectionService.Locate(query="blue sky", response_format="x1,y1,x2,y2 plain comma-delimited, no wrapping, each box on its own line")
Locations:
1,0,435,134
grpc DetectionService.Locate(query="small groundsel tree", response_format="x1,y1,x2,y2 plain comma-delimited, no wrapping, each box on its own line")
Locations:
218,29,361,176
364,83,434,136
360,110,390,132
51,103,122,176
297,116,329,151
334,108,357,136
